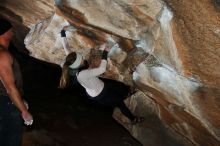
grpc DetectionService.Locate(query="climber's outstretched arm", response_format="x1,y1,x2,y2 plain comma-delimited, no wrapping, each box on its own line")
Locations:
61,28,72,55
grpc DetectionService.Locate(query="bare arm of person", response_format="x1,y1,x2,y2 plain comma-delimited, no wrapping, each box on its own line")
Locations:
0,51,33,125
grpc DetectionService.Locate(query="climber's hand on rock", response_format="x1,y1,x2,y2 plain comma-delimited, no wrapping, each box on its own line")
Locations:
104,43,112,52
98,43,106,51
63,26,68,31
63,25,77,32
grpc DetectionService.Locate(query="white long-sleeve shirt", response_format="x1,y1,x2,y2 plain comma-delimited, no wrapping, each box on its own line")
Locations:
60,30,108,97
77,60,107,97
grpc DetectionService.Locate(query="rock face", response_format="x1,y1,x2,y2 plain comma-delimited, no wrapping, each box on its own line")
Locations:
1,0,220,145
0,0,54,52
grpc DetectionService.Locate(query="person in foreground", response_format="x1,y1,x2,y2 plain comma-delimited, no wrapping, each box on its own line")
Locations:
59,26,144,124
0,18,33,146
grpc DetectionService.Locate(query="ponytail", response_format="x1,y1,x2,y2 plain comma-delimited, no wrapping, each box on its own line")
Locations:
59,52,77,89
59,63,70,89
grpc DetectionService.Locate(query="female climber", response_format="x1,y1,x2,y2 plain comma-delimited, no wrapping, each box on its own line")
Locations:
59,26,144,124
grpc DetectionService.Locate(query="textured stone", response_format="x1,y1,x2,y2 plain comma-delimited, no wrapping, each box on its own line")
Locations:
1,0,220,145
0,0,54,52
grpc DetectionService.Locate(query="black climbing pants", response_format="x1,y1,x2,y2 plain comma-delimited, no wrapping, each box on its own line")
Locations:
88,80,135,121
0,96,23,146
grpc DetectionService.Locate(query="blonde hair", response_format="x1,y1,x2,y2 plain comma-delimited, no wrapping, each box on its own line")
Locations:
59,52,77,89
